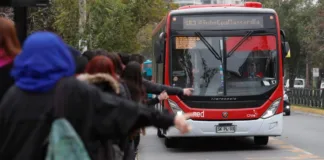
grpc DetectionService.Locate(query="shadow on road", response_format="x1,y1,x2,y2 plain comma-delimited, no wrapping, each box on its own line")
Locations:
159,137,275,153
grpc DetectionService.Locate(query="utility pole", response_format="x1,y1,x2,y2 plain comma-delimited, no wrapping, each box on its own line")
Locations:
168,0,172,9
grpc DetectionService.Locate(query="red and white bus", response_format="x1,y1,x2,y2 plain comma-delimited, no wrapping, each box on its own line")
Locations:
151,2,290,148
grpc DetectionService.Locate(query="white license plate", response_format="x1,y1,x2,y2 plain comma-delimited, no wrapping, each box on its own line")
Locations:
216,125,236,133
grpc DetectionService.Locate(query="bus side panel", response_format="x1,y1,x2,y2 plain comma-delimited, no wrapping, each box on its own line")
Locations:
152,24,166,85
275,12,284,115
152,18,167,111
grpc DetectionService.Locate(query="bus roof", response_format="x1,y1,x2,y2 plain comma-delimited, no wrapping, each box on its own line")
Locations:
170,7,276,16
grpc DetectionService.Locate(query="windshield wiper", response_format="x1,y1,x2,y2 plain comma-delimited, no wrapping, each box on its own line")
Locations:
195,32,222,60
227,30,266,58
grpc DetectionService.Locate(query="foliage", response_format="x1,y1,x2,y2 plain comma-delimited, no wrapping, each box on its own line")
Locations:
27,0,173,53
0,7,13,19
28,6,55,34
258,0,324,87
52,0,80,48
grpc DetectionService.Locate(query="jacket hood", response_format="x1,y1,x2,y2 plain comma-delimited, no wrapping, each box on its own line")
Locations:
77,73,120,94
11,31,75,92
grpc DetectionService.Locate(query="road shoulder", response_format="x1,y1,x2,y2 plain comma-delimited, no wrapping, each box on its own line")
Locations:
292,105,324,116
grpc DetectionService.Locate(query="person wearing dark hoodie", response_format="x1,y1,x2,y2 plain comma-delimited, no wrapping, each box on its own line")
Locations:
0,17,21,101
0,32,192,160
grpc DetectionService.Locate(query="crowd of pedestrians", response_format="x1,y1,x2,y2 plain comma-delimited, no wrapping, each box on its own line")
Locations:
0,17,194,160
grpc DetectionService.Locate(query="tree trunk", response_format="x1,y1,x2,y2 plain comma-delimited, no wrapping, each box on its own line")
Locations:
78,0,87,52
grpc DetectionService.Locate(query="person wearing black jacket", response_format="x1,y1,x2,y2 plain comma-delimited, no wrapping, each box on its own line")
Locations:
118,53,194,96
0,32,192,160
121,61,171,158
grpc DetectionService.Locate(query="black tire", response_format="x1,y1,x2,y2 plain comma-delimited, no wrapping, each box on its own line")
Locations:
254,136,269,145
286,111,291,116
157,128,165,138
165,138,178,148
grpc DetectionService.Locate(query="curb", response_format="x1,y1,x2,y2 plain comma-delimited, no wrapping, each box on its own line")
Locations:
291,105,324,116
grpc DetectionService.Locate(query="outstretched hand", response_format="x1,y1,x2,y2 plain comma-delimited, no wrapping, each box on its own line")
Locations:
140,128,146,136
174,113,193,134
183,88,194,96
158,90,169,101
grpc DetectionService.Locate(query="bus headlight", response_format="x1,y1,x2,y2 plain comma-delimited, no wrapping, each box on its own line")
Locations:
261,98,281,119
168,99,183,115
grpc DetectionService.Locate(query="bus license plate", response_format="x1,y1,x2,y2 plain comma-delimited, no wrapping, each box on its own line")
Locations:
216,125,236,133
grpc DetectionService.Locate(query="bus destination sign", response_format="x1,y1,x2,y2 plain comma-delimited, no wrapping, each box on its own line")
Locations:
175,37,200,49
182,15,265,30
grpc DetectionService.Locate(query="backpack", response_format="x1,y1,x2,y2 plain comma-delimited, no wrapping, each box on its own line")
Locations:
45,79,91,160
13,79,92,160
45,118,91,160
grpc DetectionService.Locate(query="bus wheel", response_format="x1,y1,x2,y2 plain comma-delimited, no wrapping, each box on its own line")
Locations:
157,129,165,138
165,138,178,148
254,136,269,145
286,111,291,116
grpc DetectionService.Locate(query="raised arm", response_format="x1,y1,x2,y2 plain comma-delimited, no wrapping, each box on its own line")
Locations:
143,78,193,96
92,90,191,139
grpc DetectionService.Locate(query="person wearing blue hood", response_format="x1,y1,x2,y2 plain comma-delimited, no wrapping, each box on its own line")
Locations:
0,32,192,160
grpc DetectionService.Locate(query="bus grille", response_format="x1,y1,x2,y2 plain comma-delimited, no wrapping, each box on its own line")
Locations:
182,100,265,109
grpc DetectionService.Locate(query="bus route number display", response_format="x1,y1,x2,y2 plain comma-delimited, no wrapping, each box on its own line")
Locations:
176,37,200,49
183,15,264,30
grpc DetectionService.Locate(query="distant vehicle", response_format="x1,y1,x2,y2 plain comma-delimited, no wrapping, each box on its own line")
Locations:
283,89,291,116
151,1,290,147
285,78,305,88
320,82,324,90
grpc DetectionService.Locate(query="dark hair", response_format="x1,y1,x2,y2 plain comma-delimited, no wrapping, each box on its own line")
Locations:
121,61,145,102
118,52,130,66
75,56,88,74
66,46,88,74
129,54,145,64
88,49,113,61
85,55,117,79
82,50,96,61
0,17,21,57
104,52,123,75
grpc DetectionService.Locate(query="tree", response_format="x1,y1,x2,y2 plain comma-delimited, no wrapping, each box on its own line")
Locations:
0,7,13,19
260,0,318,88
85,0,171,52
52,0,79,48
27,0,175,54
28,6,55,33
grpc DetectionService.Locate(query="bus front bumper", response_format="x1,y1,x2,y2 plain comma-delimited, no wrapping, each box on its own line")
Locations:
165,113,283,137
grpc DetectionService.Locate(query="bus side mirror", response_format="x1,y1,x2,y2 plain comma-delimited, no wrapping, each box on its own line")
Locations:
283,42,290,58
155,32,166,63
280,29,291,58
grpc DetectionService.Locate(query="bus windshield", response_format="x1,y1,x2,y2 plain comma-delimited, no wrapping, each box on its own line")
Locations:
171,35,278,96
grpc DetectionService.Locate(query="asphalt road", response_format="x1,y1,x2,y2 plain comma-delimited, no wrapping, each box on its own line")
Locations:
138,111,324,160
